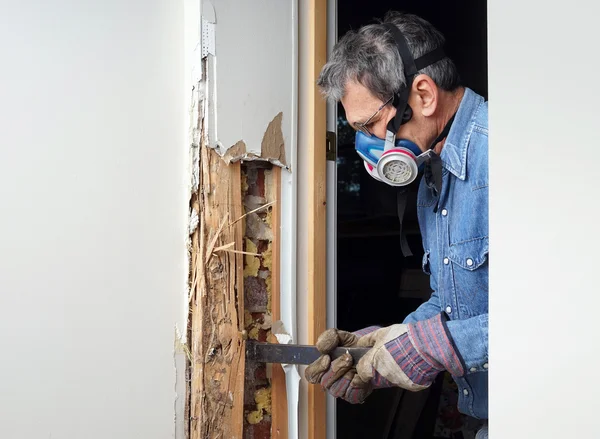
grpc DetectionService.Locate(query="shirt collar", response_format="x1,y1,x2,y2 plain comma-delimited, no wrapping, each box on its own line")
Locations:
440,88,484,180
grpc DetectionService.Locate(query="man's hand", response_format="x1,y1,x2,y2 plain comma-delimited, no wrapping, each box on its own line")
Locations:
356,314,465,391
304,326,379,404
305,314,466,403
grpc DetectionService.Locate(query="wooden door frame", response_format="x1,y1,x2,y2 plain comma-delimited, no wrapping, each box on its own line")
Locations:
307,1,328,439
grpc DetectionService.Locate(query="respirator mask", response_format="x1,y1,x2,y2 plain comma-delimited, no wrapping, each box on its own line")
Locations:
355,23,455,256
356,131,432,186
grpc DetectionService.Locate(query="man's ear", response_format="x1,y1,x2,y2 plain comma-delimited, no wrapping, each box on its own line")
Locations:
411,75,438,117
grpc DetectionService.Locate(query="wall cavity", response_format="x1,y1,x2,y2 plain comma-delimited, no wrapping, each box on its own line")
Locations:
242,162,277,439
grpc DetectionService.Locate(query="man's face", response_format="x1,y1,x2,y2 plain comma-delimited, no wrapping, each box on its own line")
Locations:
341,80,432,152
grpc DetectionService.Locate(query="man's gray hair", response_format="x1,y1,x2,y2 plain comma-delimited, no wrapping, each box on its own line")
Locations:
317,11,460,103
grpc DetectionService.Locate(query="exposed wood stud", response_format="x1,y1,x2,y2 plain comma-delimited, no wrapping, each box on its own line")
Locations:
270,166,288,439
189,146,245,439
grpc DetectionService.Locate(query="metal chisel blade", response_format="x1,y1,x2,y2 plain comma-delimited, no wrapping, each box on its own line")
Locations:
246,341,370,365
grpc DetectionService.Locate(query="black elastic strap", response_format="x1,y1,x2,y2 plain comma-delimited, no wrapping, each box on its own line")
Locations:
415,47,446,71
383,23,446,136
424,114,456,212
384,24,416,135
384,24,417,77
424,155,443,213
397,189,413,257
383,22,451,243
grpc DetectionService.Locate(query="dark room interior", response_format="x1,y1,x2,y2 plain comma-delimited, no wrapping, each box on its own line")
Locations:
334,1,488,438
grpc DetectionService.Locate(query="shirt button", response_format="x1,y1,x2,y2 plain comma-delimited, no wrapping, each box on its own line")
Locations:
443,257,449,265
470,367,477,372
441,208,448,216
483,363,488,369
445,306,452,314
463,389,469,396
466,258,474,267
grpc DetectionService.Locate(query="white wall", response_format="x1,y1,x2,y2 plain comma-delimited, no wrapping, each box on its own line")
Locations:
489,0,600,437
204,0,296,167
0,1,187,438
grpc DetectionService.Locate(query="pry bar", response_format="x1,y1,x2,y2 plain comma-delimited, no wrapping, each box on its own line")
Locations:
246,341,370,365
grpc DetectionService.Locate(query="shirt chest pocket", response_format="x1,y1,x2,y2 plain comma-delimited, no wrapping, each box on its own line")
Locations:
448,237,489,317
448,238,489,271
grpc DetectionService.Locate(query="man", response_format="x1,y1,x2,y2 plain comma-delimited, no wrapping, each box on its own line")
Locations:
305,11,489,438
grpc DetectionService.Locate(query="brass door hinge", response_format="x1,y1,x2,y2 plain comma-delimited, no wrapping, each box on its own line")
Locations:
326,131,337,161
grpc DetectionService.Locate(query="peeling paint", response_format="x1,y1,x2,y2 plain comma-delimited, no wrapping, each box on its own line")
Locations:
222,140,247,164
219,113,289,169
260,113,287,168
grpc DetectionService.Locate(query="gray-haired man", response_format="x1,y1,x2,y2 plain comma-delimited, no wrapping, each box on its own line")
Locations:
305,11,489,438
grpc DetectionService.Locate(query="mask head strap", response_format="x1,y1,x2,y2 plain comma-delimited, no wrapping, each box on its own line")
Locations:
380,23,448,257
382,23,447,142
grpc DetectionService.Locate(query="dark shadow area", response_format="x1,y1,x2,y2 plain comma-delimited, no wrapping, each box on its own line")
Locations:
335,1,487,438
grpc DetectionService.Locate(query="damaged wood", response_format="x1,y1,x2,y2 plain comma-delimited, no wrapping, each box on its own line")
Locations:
270,166,288,439
222,113,289,169
189,144,245,439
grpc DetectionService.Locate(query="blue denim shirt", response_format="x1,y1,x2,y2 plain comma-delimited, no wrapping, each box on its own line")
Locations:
403,88,489,419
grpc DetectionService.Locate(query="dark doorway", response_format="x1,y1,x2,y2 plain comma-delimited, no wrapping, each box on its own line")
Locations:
334,2,488,438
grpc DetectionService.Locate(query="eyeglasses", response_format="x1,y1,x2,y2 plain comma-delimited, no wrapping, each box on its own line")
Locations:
354,95,394,137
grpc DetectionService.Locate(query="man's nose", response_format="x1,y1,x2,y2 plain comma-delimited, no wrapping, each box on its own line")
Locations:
372,109,396,139
372,120,388,140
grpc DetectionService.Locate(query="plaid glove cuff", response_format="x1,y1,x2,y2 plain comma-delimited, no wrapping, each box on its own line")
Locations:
372,332,443,388
370,314,465,389
352,325,381,337
407,313,465,377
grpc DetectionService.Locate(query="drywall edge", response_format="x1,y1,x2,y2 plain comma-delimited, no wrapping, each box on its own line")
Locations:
179,0,203,437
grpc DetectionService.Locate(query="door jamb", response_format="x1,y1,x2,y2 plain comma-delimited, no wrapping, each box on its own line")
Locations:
307,1,328,439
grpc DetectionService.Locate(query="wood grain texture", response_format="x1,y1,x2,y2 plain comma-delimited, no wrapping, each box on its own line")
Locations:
307,0,328,438
189,147,245,439
270,166,289,439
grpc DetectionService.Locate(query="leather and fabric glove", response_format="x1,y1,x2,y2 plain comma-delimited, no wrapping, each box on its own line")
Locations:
304,326,379,404
305,314,465,403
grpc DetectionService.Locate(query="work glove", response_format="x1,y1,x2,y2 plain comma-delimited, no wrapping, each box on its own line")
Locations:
304,326,380,404
305,314,465,403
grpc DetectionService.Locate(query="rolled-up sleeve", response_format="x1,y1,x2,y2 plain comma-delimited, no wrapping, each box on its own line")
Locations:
445,313,488,374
